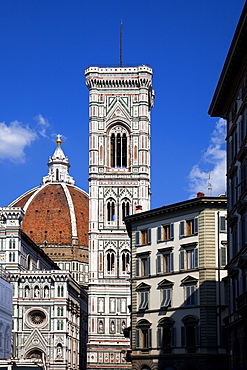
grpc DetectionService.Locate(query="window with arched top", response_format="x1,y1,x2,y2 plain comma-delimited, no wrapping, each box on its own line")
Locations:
9,239,16,249
58,285,64,297
110,126,128,168
56,344,63,359
136,319,152,350
56,168,59,181
121,199,130,221
107,199,115,222
44,286,49,298
24,286,30,298
9,252,15,262
26,255,31,270
26,350,43,360
157,318,175,353
181,315,200,353
34,286,40,298
106,250,115,274
121,250,130,274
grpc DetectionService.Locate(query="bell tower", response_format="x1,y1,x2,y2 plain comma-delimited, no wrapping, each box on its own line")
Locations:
85,65,154,369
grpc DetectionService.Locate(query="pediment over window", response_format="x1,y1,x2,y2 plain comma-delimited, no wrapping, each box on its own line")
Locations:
180,242,198,249
181,275,198,285
158,278,174,288
136,319,151,328
136,282,151,291
158,317,174,326
158,246,173,253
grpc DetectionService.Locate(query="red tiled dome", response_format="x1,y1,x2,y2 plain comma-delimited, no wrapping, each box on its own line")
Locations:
11,183,89,247
10,137,89,264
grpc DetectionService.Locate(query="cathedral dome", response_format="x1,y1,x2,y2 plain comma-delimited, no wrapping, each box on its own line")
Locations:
10,136,89,267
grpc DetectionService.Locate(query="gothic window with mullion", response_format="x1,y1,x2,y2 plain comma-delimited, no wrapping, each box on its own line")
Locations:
106,198,116,223
121,250,130,274
106,249,116,275
110,126,128,168
121,198,130,222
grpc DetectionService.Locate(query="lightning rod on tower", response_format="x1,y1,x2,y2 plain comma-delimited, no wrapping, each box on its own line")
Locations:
120,22,123,67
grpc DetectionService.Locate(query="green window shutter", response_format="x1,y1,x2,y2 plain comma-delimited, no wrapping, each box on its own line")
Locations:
170,223,174,239
147,256,150,276
170,252,174,272
156,254,162,274
195,325,200,346
220,246,227,266
180,250,185,270
186,286,191,305
194,248,198,268
136,258,139,277
148,228,152,244
181,326,186,347
157,327,162,348
171,327,176,347
180,221,185,237
136,231,140,246
220,216,226,232
144,291,149,310
148,328,152,348
136,329,140,349
190,285,197,305
194,217,198,234
157,226,162,242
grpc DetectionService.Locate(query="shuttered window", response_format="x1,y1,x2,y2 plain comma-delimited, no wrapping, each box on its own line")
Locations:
185,285,197,306
160,288,171,308
139,291,149,310
220,246,227,266
220,216,227,232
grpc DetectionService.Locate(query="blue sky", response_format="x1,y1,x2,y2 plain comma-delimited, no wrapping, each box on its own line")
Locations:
0,0,245,209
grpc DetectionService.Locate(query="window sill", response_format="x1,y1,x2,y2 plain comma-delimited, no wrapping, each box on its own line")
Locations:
180,233,198,239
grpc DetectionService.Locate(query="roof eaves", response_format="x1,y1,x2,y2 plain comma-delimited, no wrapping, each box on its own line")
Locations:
208,2,247,117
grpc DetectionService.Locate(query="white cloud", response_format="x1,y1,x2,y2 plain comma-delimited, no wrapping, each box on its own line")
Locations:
0,121,37,163
187,118,227,198
34,114,50,138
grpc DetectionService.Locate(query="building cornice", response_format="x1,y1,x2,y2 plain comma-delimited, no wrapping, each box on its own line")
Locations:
208,2,247,117
125,196,227,234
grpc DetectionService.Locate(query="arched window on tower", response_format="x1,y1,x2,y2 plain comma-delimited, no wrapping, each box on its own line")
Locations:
106,250,115,274
121,199,130,222
56,168,59,181
110,127,128,168
121,250,130,274
107,199,115,222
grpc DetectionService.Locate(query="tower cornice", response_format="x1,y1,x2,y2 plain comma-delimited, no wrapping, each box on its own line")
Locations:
85,65,153,90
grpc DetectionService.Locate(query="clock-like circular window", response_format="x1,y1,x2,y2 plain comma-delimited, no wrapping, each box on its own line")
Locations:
26,308,48,328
